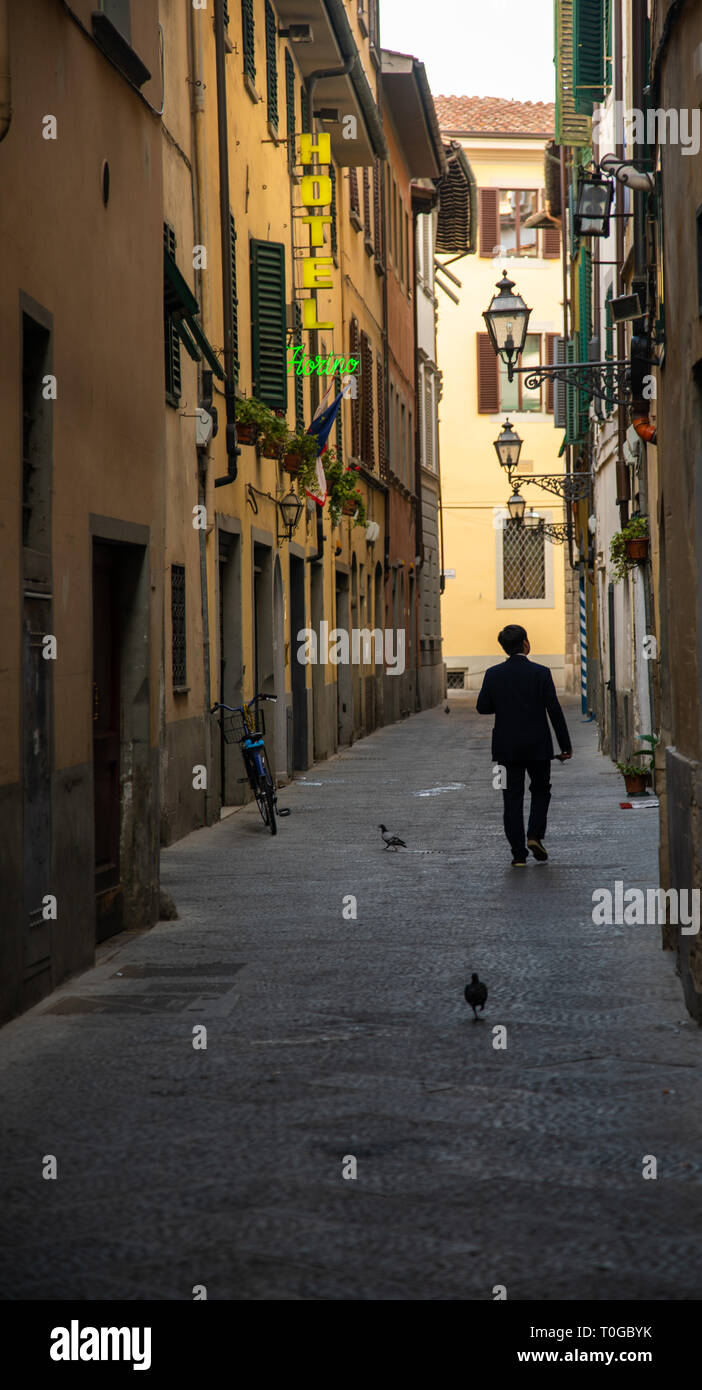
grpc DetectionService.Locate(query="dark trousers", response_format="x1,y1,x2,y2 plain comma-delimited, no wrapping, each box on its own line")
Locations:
502,760,551,858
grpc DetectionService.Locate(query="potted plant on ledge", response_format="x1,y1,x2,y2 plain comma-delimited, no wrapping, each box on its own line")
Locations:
610,515,649,580
323,451,367,527
235,395,272,447
282,430,319,482
260,410,288,459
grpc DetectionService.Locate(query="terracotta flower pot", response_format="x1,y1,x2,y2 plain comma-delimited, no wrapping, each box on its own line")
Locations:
623,772,649,796
283,453,301,474
261,437,282,459
342,500,357,516
625,536,649,562
236,422,258,446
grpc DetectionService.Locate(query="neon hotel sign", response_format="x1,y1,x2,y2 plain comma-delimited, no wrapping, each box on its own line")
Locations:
299,131,335,331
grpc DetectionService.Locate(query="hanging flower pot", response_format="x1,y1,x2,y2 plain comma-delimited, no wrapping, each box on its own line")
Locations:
624,536,649,562
282,453,302,475
236,422,258,446
261,437,282,459
342,500,357,517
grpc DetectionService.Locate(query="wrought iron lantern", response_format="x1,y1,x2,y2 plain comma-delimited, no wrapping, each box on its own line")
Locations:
483,271,531,380
494,419,523,473
507,490,526,523
278,489,304,542
574,169,614,238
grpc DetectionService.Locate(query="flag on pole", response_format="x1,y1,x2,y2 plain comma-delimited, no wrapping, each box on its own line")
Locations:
304,377,354,505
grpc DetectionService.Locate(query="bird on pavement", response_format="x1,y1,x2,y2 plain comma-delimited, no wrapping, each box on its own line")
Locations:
444,704,450,713
464,972,488,1019
379,824,407,851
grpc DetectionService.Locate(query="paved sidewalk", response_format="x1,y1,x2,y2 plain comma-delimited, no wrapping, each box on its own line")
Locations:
1,698,701,1300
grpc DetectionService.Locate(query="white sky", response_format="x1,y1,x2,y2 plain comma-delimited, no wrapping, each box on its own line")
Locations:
378,0,555,104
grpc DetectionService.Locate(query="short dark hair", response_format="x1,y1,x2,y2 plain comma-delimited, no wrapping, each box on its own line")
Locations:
498,624,528,655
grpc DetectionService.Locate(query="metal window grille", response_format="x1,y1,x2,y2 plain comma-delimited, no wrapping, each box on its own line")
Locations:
447,670,465,690
163,222,181,402
502,519,545,600
171,564,187,687
265,1,278,129
241,0,255,84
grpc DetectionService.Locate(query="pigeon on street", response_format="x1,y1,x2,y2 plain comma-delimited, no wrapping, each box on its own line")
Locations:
464,972,488,1019
444,704,450,713
379,824,407,851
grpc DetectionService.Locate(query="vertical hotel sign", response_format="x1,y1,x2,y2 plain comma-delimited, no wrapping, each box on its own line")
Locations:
300,132,334,331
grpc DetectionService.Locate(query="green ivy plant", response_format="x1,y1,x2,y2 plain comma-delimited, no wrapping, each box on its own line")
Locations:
609,515,649,582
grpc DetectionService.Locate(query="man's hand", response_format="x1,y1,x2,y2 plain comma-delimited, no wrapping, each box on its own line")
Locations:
558,751,573,761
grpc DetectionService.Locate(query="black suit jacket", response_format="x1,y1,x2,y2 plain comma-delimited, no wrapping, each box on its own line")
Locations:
476,655,572,763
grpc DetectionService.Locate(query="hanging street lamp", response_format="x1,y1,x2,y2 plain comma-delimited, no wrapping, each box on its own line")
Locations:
483,272,532,382
277,489,304,543
494,419,523,473
507,490,526,524
574,168,614,238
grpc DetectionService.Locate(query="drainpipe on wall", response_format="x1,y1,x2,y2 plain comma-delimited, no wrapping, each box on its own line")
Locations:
0,0,11,142
213,0,239,486
188,2,214,821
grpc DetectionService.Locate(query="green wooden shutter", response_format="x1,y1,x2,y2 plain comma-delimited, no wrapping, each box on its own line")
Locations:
555,0,592,147
229,211,240,380
285,50,295,157
565,339,578,443
241,0,255,84
250,239,287,410
604,286,614,414
265,1,278,131
576,247,592,436
573,0,605,114
163,222,181,402
293,301,304,434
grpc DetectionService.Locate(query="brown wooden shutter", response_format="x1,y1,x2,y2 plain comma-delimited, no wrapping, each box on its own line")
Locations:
543,222,561,258
349,168,360,216
362,168,371,242
477,332,499,413
360,330,374,467
479,188,500,257
350,316,361,456
545,333,558,413
373,159,383,260
376,354,386,474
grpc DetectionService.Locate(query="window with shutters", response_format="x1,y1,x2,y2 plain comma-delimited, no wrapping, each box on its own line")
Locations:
376,355,386,476
250,239,287,410
502,520,546,601
499,334,542,412
604,287,614,416
362,168,373,254
171,564,187,688
476,332,499,414
404,209,410,294
349,169,362,230
163,222,181,405
285,51,295,167
329,162,338,257
265,1,278,132
542,198,561,259
229,211,240,380
335,370,344,459
360,331,374,468
424,370,434,471
241,0,255,85
368,0,378,50
349,317,361,456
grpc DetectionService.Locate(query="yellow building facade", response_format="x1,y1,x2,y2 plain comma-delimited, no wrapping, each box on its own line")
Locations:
435,99,571,691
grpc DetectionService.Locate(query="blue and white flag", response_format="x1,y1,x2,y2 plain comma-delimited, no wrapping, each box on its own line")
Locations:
305,377,353,504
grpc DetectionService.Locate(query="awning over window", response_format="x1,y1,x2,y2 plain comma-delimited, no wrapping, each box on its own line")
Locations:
164,250,225,380
435,141,477,257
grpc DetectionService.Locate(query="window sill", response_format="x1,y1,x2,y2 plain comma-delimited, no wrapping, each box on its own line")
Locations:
172,685,190,695
166,393,180,409
373,256,385,278
364,237,374,257
267,120,280,144
244,72,260,105
349,211,363,232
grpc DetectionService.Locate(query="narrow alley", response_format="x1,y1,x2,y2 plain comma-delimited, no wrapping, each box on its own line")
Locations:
1,700,700,1302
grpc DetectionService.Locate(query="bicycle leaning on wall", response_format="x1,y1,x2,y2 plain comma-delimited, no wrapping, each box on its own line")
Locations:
211,695,289,835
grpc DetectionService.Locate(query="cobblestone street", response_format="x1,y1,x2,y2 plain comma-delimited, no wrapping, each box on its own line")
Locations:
2,699,701,1301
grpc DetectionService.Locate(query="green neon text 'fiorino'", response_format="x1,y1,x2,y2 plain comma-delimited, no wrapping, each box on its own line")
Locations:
287,346,359,376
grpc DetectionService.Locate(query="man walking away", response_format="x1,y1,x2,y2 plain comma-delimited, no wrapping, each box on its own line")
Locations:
476,625,572,866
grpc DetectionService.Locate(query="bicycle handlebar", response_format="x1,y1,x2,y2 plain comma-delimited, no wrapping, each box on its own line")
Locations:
211,694,277,715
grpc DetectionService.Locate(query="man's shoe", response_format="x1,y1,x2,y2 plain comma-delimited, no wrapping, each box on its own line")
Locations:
511,857,527,867
527,837,548,862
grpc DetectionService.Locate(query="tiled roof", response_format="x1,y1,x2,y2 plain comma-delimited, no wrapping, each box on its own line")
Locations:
433,95,555,136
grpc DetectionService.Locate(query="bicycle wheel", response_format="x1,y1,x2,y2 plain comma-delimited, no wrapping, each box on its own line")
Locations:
255,749,277,835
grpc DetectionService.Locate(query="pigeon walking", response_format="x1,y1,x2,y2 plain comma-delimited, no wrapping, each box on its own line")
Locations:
464,972,488,1019
379,824,407,851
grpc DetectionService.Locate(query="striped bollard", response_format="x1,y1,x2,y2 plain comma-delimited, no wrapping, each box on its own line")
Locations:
579,574,588,715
